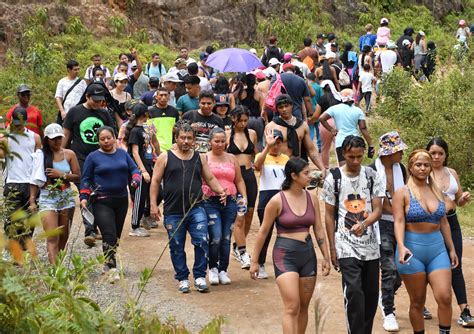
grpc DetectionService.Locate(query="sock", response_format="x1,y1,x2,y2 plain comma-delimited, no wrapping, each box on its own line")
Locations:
439,325,450,334
414,331,424,334
238,246,246,255
232,242,237,250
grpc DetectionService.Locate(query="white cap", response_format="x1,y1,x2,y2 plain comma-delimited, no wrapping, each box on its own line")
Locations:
268,58,281,66
44,123,65,139
325,51,336,59
161,73,183,83
131,60,137,67
249,48,257,55
114,72,128,82
402,39,411,46
419,30,426,36
380,17,389,24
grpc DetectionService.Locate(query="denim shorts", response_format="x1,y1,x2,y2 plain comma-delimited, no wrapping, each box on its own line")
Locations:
38,187,76,212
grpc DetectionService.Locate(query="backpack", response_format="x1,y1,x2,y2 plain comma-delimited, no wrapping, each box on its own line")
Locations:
146,62,163,77
302,56,315,72
360,34,373,51
329,166,376,231
264,73,287,111
332,63,351,86
263,46,282,66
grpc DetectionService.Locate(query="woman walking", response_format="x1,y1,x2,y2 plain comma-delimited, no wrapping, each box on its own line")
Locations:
80,126,141,283
29,123,80,264
250,157,330,334
202,127,247,285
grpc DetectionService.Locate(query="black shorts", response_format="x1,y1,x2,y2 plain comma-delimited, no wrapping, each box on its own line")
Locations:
240,166,258,208
273,236,317,278
336,146,345,163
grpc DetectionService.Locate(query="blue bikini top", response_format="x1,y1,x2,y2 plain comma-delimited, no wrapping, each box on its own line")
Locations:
406,189,445,224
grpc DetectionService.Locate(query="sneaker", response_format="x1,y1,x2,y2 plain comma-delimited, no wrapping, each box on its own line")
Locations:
140,217,152,230
129,227,150,237
239,251,251,270
218,271,231,285
84,234,96,247
232,246,241,261
383,313,400,332
108,268,120,284
257,265,269,279
458,306,474,328
178,280,190,293
209,267,219,285
149,220,159,229
2,249,11,262
423,307,432,320
194,277,209,293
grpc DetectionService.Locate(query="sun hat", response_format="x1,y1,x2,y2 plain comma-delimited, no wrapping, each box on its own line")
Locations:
378,131,408,156
44,123,65,139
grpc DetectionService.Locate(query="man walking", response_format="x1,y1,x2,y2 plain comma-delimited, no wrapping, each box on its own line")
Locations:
6,84,44,138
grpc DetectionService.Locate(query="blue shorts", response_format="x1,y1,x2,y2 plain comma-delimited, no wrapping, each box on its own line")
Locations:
38,187,76,213
395,231,451,275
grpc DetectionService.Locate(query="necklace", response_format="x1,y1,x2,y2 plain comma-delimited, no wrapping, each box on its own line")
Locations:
344,166,362,193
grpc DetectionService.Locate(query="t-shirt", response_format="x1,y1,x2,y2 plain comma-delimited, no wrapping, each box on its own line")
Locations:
320,166,384,261
128,125,154,165
199,76,212,91
377,50,398,73
256,153,289,191
148,105,180,151
359,71,374,93
145,63,166,79
310,82,323,111
140,90,157,106
6,104,43,135
326,103,365,147
176,94,199,113
280,72,310,119
314,44,326,56
62,104,114,161
84,65,111,81
182,110,224,153
55,77,87,114
133,74,149,99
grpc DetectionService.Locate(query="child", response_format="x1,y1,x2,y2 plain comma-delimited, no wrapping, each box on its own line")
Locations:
359,63,375,114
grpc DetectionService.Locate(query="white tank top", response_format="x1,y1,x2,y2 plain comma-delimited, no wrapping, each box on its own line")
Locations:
6,129,36,183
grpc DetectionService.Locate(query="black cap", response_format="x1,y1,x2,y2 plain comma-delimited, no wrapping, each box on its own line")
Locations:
275,94,293,106
86,83,106,101
17,84,32,94
214,94,230,106
273,129,284,141
184,75,201,85
327,33,336,41
11,106,28,125
149,76,160,85
317,33,326,39
132,102,148,117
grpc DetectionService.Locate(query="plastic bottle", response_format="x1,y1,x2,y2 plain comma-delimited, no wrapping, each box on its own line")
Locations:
236,194,247,216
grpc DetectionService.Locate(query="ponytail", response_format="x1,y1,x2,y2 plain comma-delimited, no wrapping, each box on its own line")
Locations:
123,114,138,144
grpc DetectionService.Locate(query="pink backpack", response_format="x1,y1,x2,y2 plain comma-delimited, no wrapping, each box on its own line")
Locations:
265,73,287,111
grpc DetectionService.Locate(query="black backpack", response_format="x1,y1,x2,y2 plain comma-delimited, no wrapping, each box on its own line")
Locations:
262,46,282,66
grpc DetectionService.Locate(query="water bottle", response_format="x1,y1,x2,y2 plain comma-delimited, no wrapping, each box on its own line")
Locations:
236,194,247,217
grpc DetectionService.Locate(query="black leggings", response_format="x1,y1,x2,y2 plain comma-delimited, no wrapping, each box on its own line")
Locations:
240,166,258,208
93,196,128,268
257,190,279,265
448,211,467,305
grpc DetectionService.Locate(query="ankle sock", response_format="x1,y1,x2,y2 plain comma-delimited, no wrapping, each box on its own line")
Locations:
439,325,450,334
232,242,237,250
238,246,246,255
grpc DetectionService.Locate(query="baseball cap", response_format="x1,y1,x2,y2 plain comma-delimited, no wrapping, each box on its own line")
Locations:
149,76,160,85
402,39,411,47
255,71,266,80
380,17,389,24
386,40,397,49
275,94,293,106
174,58,187,67
17,84,32,94
11,106,28,125
132,102,148,117
283,53,293,62
459,19,466,26
44,123,65,139
249,48,257,55
317,33,326,39
214,94,230,106
85,83,106,101
419,30,426,36
268,58,281,66
114,72,128,82
199,52,209,61
161,73,183,83
273,129,284,141
282,63,295,72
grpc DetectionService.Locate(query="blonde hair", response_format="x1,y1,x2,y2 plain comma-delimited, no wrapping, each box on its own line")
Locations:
406,149,444,201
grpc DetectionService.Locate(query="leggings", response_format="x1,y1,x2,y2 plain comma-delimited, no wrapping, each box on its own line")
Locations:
318,118,335,169
448,211,467,305
240,166,258,208
130,163,153,229
93,196,128,268
257,190,279,265
362,92,372,113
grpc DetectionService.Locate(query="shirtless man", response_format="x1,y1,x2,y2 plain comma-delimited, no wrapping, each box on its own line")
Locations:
265,94,326,175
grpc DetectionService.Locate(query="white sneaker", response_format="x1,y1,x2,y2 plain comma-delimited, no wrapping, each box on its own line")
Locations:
178,279,190,293
129,227,150,237
194,277,209,292
218,271,231,285
108,268,120,284
257,265,269,279
232,246,241,261
209,267,219,285
383,313,400,332
239,251,251,269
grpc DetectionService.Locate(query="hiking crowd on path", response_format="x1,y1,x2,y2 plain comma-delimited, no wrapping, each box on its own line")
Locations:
0,16,472,334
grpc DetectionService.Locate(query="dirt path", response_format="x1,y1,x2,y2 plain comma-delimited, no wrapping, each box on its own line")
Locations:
109,195,474,334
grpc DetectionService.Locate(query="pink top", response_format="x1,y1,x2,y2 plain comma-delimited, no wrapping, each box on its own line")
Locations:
376,27,391,45
202,161,237,197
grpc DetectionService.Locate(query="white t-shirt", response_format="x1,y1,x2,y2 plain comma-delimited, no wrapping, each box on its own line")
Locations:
320,166,384,261
359,71,374,93
55,77,87,114
377,50,398,73
6,129,36,183
256,153,289,191
199,76,212,92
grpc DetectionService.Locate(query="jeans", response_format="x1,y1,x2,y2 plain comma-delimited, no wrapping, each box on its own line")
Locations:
309,121,322,151
447,211,467,305
92,196,129,268
164,206,209,281
3,183,34,248
379,219,402,316
203,196,237,272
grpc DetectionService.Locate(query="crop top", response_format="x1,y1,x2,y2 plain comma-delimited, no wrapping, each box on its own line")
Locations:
202,161,237,197
227,128,254,155
405,189,445,224
276,191,315,233
442,168,458,201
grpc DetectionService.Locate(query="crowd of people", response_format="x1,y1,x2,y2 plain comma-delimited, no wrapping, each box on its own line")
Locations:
0,16,472,334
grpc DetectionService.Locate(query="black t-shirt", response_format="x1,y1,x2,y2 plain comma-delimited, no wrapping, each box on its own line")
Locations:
128,125,154,166
149,105,180,120
63,104,114,161
182,110,224,153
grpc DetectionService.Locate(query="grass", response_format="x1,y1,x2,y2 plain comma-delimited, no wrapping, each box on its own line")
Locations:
458,202,474,237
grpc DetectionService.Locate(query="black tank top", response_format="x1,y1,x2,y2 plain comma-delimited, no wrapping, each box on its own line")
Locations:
240,89,260,118
227,128,254,155
163,150,202,215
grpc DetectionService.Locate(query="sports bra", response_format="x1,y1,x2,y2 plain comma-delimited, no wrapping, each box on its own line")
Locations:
227,128,254,155
53,158,71,175
442,168,458,201
405,189,445,224
276,191,315,233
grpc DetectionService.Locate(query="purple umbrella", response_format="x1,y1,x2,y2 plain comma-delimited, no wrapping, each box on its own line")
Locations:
205,48,263,73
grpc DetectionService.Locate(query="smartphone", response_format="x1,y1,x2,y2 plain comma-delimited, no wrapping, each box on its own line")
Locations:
404,252,413,262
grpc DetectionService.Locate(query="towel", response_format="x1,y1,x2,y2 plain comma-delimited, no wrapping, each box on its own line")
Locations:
30,149,46,187
375,158,405,202
319,80,342,101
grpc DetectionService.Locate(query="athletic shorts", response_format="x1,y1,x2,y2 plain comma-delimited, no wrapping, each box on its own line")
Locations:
240,166,258,208
273,236,317,278
395,231,451,275
38,187,76,213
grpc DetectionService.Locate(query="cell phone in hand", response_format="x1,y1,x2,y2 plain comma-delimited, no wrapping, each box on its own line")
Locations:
404,252,413,262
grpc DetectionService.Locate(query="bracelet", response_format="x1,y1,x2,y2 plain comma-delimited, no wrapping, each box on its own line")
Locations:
361,221,367,230
62,173,67,180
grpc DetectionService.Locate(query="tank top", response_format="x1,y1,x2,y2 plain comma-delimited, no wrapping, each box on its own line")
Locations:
52,159,71,175
240,89,260,118
6,129,36,183
202,161,237,197
405,189,445,224
414,42,426,56
163,150,203,215
276,191,315,233
442,168,458,201
227,128,254,155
